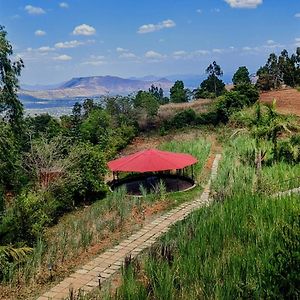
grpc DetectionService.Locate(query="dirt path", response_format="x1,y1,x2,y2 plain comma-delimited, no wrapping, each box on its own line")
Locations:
37,154,221,300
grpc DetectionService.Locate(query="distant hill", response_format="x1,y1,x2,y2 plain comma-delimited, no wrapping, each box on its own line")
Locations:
19,75,173,101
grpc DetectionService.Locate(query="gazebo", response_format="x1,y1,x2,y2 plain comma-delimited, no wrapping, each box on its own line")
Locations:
108,149,198,195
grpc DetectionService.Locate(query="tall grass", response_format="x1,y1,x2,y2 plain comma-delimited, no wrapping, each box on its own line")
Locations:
160,138,211,181
108,134,300,299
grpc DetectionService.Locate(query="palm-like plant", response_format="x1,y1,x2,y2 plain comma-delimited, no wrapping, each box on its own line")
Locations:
0,245,32,269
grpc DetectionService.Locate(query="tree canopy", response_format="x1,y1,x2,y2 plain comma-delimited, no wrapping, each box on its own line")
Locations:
232,66,251,86
170,80,188,103
0,26,24,131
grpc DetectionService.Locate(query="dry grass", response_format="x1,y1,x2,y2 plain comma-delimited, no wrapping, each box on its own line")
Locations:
157,99,212,122
260,88,300,117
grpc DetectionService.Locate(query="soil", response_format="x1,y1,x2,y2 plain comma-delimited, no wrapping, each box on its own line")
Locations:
259,88,300,117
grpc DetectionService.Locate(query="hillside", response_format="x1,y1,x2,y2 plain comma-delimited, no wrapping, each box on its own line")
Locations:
260,88,300,116
19,76,173,101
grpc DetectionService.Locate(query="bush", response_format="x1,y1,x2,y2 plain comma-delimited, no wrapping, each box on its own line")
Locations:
62,143,107,203
0,191,59,244
163,109,197,129
232,83,259,105
278,134,300,163
214,91,249,123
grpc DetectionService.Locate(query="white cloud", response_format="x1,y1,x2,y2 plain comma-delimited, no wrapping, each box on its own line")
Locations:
194,50,210,55
119,52,137,59
267,39,275,44
224,0,262,8
295,13,300,18
138,19,176,34
59,2,69,8
55,40,84,48
116,47,128,52
173,50,188,59
35,29,46,36
25,5,45,15
82,55,105,66
295,38,300,46
145,50,164,59
72,24,96,36
243,46,252,51
212,48,224,53
53,54,72,61
196,9,202,14
38,46,54,52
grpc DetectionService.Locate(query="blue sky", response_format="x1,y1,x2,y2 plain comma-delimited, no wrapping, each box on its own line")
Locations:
0,0,299,85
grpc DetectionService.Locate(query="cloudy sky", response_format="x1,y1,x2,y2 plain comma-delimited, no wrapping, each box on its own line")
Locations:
0,0,299,84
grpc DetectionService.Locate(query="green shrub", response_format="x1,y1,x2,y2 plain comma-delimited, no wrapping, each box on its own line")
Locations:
63,143,107,203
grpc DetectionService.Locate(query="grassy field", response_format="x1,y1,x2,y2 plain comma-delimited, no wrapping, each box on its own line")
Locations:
102,134,300,300
0,137,211,300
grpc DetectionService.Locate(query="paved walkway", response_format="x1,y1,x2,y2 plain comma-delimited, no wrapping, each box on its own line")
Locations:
273,186,300,198
37,154,221,300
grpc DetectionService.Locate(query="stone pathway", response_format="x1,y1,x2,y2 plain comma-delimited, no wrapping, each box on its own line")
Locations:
37,154,221,300
273,186,300,198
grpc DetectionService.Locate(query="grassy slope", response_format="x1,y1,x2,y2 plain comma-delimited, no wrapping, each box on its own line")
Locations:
108,135,300,300
0,135,211,300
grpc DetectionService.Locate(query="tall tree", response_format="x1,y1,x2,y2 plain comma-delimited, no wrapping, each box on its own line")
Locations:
0,25,24,131
232,66,251,86
206,61,223,95
170,80,188,103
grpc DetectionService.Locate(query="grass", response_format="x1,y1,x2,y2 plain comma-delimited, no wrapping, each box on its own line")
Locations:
111,193,299,299
102,134,300,300
0,137,211,300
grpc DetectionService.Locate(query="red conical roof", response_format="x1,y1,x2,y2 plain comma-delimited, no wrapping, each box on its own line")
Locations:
108,149,197,173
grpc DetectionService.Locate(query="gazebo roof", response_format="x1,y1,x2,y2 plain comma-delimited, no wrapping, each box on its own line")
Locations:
108,148,198,173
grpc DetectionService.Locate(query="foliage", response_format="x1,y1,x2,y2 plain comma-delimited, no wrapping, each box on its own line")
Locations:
163,109,197,129
232,66,251,85
134,91,160,120
195,61,225,98
25,114,62,140
170,80,188,103
232,83,259,104
149,84,169,105
0,25,24,131
256,48,300,90
63,143,107,203
0,122,24,191
80,108,111,148
195,75,225,98
214,91,249,123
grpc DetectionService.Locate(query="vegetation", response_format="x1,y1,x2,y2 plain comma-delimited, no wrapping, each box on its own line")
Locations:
170,80,189,103
110,132,300,300
0,137,210,298
195,61,225,98
256,48,300,90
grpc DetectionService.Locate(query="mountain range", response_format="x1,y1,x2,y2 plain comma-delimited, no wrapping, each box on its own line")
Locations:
19,75,174,101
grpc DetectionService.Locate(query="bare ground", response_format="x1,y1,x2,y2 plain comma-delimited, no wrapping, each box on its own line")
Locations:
259,88,300,117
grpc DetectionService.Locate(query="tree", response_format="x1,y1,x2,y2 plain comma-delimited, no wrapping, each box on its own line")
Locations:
232,82,259,105
170,80,188,103
196,76,225,98
0,26,24,131
195,61,225,98
232,66,251,86
206,61,224,95
80,108,111,149
134,91,160,119
256,52,285,90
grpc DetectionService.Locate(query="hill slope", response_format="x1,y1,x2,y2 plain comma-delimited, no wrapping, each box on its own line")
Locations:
260,88,300,116
19,75,173,100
